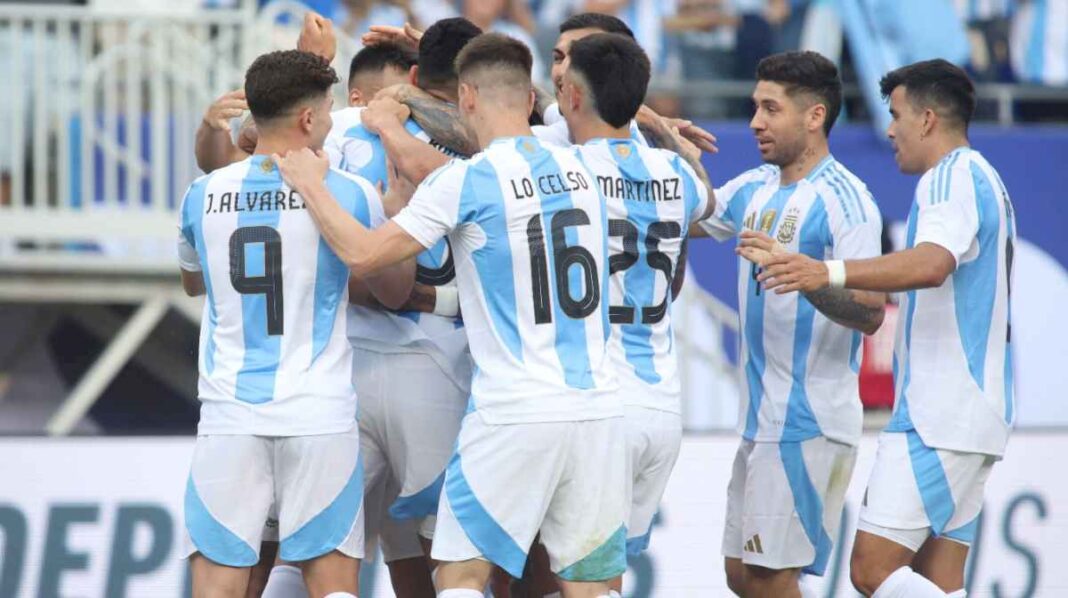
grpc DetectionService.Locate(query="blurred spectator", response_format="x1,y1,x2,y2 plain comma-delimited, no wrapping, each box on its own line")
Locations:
769,0,809,54
1011,0,1068,86
580,0,672,74
664,0,738,118
462,0,547,81
954,0,1014,81
332,0,412,39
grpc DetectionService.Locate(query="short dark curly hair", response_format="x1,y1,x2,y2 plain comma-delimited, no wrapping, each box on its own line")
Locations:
756,51,842,137
880,59,976,130
245,50,339,122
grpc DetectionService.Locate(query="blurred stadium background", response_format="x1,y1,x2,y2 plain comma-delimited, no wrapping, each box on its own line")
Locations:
0,0,1065,596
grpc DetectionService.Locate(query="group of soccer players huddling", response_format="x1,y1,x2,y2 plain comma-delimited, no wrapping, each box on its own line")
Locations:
176,9,1015,598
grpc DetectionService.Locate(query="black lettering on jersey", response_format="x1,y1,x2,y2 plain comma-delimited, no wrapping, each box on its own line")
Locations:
218,192,233,212
511,177,535,200
205,193,215,213
288,190,302,210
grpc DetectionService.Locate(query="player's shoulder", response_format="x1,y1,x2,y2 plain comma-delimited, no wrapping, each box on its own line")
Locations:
726,163,779,189
920,146,976,204
326,167,376,192
810,158,879,227
329,106,365,136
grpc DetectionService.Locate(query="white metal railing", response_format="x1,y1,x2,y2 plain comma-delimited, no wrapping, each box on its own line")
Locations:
0,3,255,273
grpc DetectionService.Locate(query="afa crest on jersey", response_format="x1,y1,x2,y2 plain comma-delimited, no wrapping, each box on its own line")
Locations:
776,207,800,244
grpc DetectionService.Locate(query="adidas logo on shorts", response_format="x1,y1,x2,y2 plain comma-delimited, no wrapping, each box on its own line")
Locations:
743,534,764,554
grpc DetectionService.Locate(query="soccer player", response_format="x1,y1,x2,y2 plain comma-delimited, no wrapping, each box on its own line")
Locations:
740,59,1015,598
194,29,415,173
362,13,717,159
274,33,626,598
177,50,414,598
314,16,482,598
549,33,715,591
691,51,886,597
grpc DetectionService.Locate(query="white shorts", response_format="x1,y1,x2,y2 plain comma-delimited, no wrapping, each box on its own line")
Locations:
431,412,626,581
857,430,994,552
722,436,856,575
623,406,682,556
356,347,468,558
182,427,364,566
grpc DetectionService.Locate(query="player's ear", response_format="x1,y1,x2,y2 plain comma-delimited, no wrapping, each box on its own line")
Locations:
921,108,937,138
809,103,827,134
298,105,314,135
349,86,362,107
408,65,419,87
527,87,536,118
458,82,476,114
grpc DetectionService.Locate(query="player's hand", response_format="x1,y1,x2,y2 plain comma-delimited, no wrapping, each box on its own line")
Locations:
361,22,423,52
203,89,247,131
362,98,411,135
670,126,702,165
274,148,329,192
382,158,416,217
664,117,718,154
236,117,258,155
753,251,829,294
735,230,784,268
297,12,337,62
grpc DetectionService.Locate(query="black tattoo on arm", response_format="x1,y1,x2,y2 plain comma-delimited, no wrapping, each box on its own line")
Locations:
403,94,480,157
639,119,713,194
803,288,885,335
398,283,438,314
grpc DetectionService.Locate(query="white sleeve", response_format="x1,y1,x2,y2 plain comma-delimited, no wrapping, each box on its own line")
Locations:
697,167,770,241
670,153,710,224
532,120,572,147
542,102,563,126
829,190,883,261
391,161,466,249
177,185,201,272
913,161,979,266
177,232,201,272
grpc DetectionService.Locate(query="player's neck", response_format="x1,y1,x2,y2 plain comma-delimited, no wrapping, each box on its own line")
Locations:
569,118,629,145
474,114,534,150
252,132,306,158
779,140,830,187
921,135,970,172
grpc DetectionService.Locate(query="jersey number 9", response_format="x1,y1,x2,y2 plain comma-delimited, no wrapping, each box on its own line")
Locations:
229,226,284,336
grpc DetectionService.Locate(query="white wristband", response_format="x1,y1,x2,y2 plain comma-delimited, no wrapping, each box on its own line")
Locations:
825,260,847,289
432,285,460,317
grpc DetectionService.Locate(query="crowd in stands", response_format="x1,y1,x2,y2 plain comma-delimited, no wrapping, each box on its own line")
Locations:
264,0,1066,92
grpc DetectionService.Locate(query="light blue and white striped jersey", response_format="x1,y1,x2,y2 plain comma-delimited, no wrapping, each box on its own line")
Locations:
1011,0,1068,86
176,155,382,436
570,138,710,414
324,107,470,386
885,147,1016,456
393,136,619,424
537,103,648,148
699,156,882,445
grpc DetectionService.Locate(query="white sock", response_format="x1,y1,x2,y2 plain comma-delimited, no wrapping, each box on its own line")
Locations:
437,590,483,598
323,594,357,598
260,565,307,598
873,566,948,598
947,591,967,597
